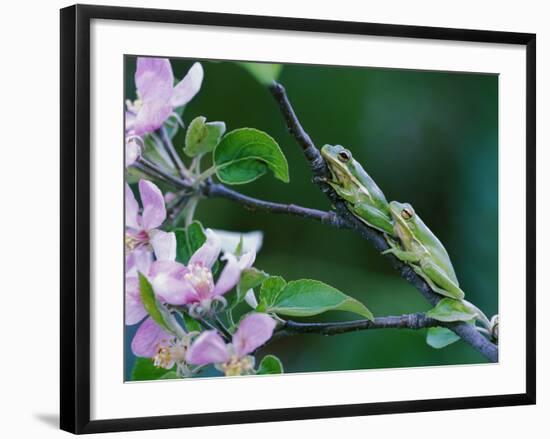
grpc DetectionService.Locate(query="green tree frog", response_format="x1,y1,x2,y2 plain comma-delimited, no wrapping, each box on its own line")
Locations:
321,144,394,235
383,201,465,300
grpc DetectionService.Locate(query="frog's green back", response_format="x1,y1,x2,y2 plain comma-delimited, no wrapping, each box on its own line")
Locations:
415,214,459,284
352,164,390,213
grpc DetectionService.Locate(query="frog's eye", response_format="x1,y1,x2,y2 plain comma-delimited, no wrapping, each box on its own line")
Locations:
401,207,414,220
337,150,351,163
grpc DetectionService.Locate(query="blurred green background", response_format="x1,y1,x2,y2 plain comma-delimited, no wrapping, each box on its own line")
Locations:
124,56,498,378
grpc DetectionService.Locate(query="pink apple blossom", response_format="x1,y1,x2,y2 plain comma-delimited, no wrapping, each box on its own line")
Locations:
126,58,203,136
131,317,174,358
186,313,276,376
149,229,256,312
125,249,177,360
126,179,176,261
125,249,153,325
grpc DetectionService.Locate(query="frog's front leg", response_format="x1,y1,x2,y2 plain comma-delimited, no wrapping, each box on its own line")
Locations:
326,181,354,200
418,259,465,300
352,202,395,235
381,247,421,263
384,234,401,251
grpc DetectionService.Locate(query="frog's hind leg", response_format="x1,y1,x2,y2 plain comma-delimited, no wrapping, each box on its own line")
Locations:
418,260,465,300
412,265,453,298
353,203,395,235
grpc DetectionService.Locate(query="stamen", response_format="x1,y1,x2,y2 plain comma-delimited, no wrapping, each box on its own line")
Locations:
153,339,190,370
184,264,214,299
221,355,256,376
125,231,149,251
153,346,173,369
125,233,139,251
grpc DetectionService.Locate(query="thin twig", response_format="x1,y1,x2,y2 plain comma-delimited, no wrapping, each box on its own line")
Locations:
204,182,344,227
157,126,189,179
269,81,498,363
132,157,343,227
137,156,189,188
196,317,231,342
213,316,233,340
184,196,200,227
133,161,171,185
168,193,192,226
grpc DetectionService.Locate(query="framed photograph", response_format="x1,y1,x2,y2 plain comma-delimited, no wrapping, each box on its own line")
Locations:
60,4,536,434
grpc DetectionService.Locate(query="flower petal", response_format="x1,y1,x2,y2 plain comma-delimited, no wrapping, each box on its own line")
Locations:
126,249,153,278
135,57,174,103
131,317,173,358
186,330,230,365
212,253,241,297
238,250,256,270
171,62,204,107
150,260,198,305
139,179,166,230
189,229,221,269
125,184,140,230
125,277,147,325
244,289,258,309
133,99,173,136
150,230,176,261
212,229,263,255
149,260,188,278
125,111,136,134
125,138,141,167
232,313,276,357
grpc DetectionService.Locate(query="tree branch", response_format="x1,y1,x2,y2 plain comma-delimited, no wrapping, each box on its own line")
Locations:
269,82,498,363
272,314,497,362
275,313,440,339
204,182,344,227
133,156,344,228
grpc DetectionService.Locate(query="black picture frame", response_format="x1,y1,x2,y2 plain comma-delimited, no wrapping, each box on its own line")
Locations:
60,4,536,434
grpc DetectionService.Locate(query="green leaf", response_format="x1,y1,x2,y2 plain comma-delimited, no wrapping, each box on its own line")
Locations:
239,62,283,85
213,128,289,185
257,355,284,375
257,276,287,311
138,273,174,333
186,221,207,253
264,279,374,320
184,116,226,157
426,327,461,349
174,221,208,265
175,228,192,264
232,268,269,308
426,298,478,322
131,358,175,381
182,312,202,332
